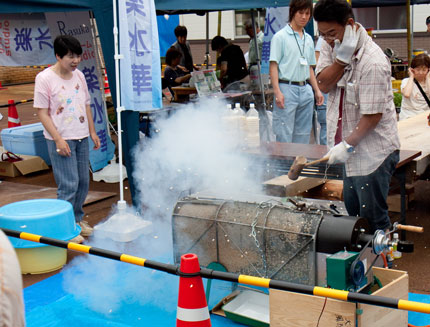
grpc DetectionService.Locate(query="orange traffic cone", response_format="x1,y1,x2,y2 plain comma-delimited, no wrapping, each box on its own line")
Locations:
104,69,111,96
176,253,211,327
8,100,21,128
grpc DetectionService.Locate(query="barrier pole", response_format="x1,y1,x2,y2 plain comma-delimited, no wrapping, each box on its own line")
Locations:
2,227,430,315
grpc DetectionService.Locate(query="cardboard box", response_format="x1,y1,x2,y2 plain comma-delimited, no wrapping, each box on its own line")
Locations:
0,150,49,177
270,267,408,327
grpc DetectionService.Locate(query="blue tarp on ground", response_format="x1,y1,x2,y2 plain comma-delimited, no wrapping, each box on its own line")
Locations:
24,262,430,327
409,293,430,326
24,260,246,327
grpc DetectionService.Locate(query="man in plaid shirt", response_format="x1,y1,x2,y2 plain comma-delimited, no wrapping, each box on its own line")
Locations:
314,0,400,232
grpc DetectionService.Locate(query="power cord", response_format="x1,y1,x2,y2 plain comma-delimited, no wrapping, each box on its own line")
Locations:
315,297,328,327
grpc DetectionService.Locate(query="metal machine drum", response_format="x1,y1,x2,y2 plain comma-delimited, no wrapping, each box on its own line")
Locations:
172,193,370,286
316,214,369,254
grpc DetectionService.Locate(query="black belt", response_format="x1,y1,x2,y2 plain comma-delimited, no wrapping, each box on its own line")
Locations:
279,79,309,86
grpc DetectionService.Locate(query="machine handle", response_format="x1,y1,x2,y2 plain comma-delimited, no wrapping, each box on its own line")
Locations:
395,224,424,233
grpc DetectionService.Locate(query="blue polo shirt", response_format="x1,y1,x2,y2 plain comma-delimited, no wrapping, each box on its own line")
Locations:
269,24,316,82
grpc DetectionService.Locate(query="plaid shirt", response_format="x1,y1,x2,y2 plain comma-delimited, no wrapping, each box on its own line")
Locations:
316,28,400,177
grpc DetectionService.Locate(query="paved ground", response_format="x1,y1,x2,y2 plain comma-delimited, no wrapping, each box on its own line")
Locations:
1,84,429,294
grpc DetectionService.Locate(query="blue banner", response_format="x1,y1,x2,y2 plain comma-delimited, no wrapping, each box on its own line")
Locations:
261,7,289,75
45,12,115,172
0,13,55,66
119,0,162,110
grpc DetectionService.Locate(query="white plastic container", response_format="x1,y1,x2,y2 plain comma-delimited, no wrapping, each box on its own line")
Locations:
94,210,152,242
245,103,260,148
232,103,246,141
393,233,402,259
222,103,245,142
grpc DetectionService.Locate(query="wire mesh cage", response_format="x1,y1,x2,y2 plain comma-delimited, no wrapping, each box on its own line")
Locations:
172,195,324,285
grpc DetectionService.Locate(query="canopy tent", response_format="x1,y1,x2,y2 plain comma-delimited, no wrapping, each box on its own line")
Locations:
350,0,430,7
0,0,291,206
2,0,427,205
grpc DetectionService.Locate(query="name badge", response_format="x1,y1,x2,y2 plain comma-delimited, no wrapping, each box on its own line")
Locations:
299,57,308,66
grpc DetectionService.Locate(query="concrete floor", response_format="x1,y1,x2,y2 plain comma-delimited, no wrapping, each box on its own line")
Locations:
1,84,429,294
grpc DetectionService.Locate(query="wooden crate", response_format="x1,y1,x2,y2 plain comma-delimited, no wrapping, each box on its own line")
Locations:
270,267,408,327
304,180,344,201
263,176,325,197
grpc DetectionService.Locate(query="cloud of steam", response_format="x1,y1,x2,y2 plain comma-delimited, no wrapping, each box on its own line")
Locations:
133,97,263,223
62,97,264,316
62,234,178,316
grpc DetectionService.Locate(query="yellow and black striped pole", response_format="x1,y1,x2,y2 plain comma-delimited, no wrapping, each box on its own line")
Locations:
3,227,430,315
0,99,33,109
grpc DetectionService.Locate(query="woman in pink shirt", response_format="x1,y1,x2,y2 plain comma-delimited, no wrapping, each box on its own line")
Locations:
34,35,100,243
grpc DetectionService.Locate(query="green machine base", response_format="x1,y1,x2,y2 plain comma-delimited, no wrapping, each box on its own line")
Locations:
326,251,367,291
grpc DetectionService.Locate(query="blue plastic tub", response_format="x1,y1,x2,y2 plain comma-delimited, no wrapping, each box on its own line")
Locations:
0,199,81,248
1,122,51,165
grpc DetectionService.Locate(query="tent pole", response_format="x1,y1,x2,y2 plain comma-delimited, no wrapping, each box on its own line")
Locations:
250,9,269,141
411,4,414,54
407,0,411,64
206,13,210,69
113,0,126,207
217,11,222,36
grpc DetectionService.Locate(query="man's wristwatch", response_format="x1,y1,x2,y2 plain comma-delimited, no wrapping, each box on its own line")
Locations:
343,140,355,153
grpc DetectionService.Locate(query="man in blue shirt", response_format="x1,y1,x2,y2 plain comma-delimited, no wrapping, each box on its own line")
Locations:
269,0,324,143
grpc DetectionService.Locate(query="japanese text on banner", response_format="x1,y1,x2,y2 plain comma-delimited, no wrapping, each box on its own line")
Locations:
119,0,162,110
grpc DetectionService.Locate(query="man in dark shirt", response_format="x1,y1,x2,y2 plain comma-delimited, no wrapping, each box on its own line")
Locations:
171,25,199,72
211,36,249,89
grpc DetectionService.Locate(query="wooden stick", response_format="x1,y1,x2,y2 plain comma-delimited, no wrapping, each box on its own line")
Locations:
303,155,330,167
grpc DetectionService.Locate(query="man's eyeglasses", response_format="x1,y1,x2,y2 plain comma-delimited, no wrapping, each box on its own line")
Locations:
319,33,337,41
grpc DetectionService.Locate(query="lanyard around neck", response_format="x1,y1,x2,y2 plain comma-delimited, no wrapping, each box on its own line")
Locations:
290,24,305,57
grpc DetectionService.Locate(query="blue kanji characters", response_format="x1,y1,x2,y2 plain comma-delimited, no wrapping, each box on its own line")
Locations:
261,41,271,62
83,66,100,94
264,14,276,36
126,0,146,16
129,24,149,57
261,14,277,62
131,63,151,95
14,28,32,51
96,128,108,152
91,97,104,125
35,28,52,50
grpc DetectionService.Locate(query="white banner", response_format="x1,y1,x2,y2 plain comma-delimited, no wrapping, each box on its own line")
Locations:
119,0,162,110
261,7,289,75
0,13,56,66
45,12,115,172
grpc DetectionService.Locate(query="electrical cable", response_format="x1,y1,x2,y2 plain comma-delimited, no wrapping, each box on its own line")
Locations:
315,297,328,327
380,252,388,268
374,276,383,289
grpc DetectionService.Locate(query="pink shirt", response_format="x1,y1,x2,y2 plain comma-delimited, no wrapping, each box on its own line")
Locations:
34,67,91,140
